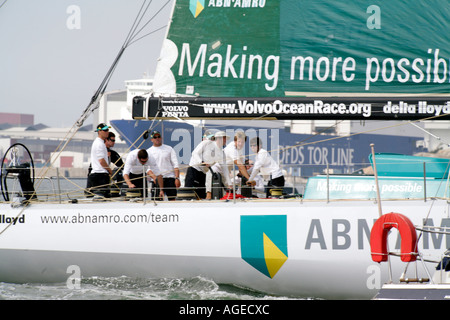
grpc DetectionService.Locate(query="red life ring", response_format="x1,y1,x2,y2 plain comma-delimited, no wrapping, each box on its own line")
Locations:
370,212,418,263
220,192,245,200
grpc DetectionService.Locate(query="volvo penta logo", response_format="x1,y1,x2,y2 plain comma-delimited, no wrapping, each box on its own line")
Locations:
189,0,205,18
240,215,288,278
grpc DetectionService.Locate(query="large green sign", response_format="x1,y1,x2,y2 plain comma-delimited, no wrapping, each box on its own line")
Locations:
154,1,450,97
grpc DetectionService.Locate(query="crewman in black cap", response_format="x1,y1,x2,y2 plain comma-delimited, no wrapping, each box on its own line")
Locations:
88,123,112,197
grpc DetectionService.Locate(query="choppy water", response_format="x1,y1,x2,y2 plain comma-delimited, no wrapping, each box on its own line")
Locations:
0,276,299,300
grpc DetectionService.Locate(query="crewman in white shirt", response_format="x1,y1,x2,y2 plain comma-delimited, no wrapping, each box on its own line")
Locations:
224,131,251,179
123,149,163,198
147,130,180,200
247,137,285,197
185,131,232,199
88,123,113,197
206,131,251,199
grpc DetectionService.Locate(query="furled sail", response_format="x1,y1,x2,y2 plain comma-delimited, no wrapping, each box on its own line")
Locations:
135,0,450,120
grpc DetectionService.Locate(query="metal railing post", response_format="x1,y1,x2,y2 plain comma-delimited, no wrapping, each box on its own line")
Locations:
423,162,427,202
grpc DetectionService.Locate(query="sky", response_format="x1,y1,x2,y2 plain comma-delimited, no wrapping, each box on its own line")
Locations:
0,0,173,127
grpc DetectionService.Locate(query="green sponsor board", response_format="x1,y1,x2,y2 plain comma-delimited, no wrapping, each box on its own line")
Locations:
160,1,450,97
168,1,282,96
280,1,450,94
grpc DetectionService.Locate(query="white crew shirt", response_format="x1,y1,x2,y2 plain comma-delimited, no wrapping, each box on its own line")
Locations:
123,149,160,177
147,144,179,178
189,140,231,185
90,137,109,173
211,141,244,177
249,148,283,181
224,141,245,169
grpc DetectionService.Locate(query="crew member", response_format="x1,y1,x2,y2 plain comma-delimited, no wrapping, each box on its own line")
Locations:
123,149,163,198
185,131,232,199
106,131,124,170
206,131,250,199
247,137,285,197
147,130,180,200
224,131,251,179
244,159,264,197
86,131,124,194
88,123,112,197
105,131,125,191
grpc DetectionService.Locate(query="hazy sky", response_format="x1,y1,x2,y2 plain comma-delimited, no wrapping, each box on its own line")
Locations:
0,0,173,127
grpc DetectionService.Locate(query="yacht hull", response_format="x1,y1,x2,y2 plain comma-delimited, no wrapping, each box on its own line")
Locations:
0,198,447,299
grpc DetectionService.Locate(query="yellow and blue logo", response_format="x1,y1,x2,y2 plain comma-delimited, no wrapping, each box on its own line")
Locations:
189,0,205,18
240,215,288,278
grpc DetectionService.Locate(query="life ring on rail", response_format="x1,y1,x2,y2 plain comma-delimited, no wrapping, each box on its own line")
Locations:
221,192,245,200
370,212,418,263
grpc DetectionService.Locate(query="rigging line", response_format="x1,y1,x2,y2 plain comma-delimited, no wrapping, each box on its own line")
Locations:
144,109,162,133
0,3,163,233
173,111,421,162
292,120,344,145
88,52,122,103
33,1,155,194
79,1,167,118
123,0,154,48
127,0,172,45
231,115,426,163
109,129,152,181
102,111,170,185
193,117,405,159
122,0,150,47
93,47,126,99
275,113,448,155
77,53,123,126
0,0,7,9
99,110,163,183
127,25,168,47
410,122,450,146
78,0,154,124
27,123,84,195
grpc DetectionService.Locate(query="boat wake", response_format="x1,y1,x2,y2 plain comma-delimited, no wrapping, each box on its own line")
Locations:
0,276,306,300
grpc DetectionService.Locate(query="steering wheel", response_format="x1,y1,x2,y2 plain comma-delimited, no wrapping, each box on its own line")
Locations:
1,143,35,202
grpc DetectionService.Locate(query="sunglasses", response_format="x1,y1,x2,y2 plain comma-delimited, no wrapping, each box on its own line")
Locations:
109,139,115,142
152,135,161,139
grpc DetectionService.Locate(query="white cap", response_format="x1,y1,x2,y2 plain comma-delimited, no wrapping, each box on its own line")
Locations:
214,131,229,139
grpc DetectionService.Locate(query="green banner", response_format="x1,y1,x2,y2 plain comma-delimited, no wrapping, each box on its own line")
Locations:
154,1,450,97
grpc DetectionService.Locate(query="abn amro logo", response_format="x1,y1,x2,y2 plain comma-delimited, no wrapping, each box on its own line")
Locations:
189,0,205,18
240,215,288,278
